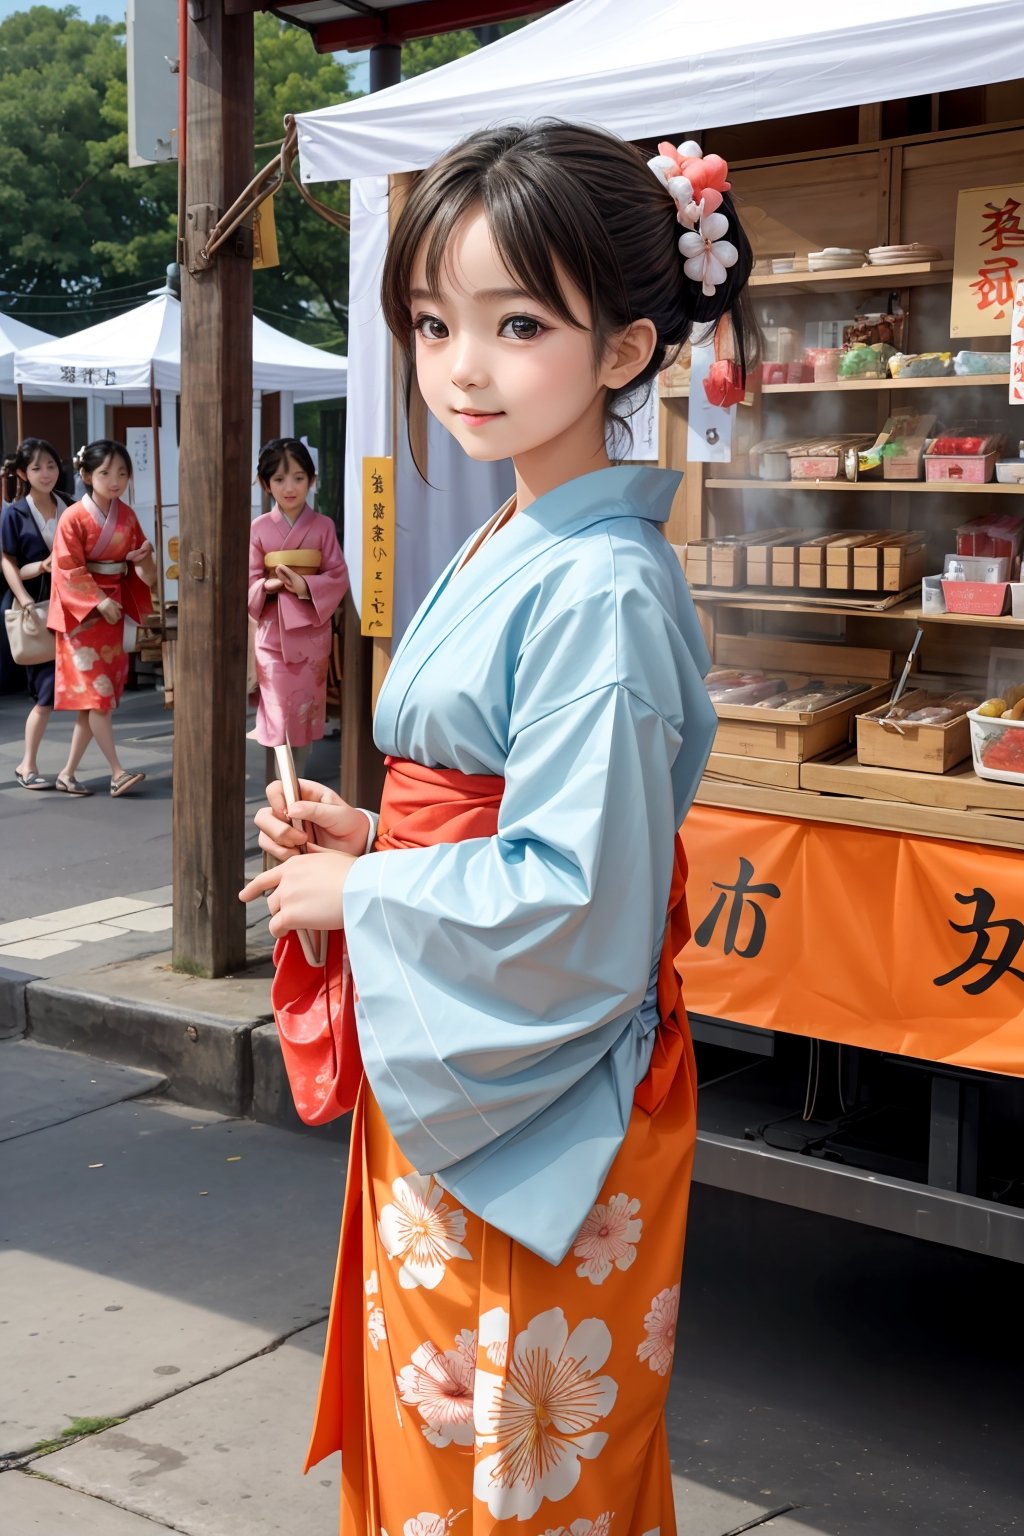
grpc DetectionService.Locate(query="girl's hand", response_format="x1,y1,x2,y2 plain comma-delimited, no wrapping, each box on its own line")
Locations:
98,597,123,624
18,594,36,610
126,540,154,565
40,554,53,574
254,778,371,860
239,847,356,936
264,575,284,593
276,564,310,599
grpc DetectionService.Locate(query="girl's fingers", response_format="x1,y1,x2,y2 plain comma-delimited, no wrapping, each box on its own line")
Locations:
257,830,297,862
239,865,283,903
254,805,305,844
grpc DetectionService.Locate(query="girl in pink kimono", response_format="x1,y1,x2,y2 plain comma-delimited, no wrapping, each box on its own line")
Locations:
248,439,349,768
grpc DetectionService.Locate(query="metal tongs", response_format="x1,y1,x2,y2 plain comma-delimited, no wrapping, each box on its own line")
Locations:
273,743,327,967
879,627,924,733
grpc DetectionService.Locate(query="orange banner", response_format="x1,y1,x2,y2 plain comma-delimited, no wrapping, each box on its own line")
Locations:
682,805,1024,1077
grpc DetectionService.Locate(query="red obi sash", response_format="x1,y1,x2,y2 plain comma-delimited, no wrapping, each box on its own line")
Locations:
271,756,692,1126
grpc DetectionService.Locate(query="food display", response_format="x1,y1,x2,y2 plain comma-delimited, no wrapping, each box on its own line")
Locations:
888,351,953,378
970,684,1024,784
925,432,1002,483
857,689,980,774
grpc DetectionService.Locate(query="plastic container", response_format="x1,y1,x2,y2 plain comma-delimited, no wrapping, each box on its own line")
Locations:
805,347,842,383
994,460,1024,484
953,351,1011,376
969,709,1024,784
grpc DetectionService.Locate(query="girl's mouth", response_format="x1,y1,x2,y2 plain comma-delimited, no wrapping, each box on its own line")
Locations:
455,409,503,428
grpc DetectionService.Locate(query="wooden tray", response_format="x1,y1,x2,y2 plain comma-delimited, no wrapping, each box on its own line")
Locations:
800,753,1024,813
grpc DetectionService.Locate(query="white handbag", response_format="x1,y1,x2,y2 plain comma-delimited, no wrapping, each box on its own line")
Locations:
4,601,55,665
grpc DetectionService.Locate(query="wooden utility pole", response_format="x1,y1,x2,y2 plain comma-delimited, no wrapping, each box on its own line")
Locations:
173,0,254,976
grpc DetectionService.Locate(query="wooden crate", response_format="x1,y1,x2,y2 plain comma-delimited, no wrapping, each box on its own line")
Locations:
853,534,927,593
710,635,893,762
856,689,972,774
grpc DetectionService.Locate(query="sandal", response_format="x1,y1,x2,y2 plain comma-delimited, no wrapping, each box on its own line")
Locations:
15,770,51,791
55,775,93,797
110,770,145,798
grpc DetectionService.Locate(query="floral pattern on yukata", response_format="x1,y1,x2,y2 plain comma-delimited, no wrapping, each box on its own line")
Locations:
473,1307,618,1520
378,1174,472,1290
572,1194,643,1286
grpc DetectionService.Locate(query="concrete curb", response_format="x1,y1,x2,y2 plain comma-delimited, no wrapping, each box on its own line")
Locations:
0,967,31,1041
24,949,275,1118
250,1021,350,1141
26,984,261,1116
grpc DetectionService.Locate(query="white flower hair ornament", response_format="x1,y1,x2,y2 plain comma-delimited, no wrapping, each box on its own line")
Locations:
647,139,738,296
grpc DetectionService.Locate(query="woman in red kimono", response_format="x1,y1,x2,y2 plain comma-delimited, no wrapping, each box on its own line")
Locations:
48,440,157,796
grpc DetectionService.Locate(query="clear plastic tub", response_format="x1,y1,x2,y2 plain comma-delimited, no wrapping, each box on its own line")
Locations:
969,708,1024,784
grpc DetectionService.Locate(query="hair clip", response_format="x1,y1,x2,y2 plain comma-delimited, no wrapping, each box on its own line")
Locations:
648,140,737,295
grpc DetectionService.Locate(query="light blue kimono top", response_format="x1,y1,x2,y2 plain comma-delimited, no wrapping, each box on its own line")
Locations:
343,465,716,1264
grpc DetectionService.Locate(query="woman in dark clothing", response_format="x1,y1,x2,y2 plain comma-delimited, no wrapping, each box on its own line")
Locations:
0,438,70,788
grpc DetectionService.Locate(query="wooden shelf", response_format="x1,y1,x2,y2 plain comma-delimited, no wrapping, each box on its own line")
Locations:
695,774,1024,850
706,478,1024,494
799,754,1024,816
763,373,1008,394
690,592,1024,630
749,260,953,296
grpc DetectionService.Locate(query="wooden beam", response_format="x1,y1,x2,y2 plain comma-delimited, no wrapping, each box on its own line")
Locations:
173,0,254,977
301,0,565,52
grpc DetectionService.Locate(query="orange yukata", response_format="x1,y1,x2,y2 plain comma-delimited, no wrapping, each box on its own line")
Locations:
273,763,698,1536
48,495,153,711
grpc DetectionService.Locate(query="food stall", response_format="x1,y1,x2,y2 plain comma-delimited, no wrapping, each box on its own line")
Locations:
292,0,1024,1260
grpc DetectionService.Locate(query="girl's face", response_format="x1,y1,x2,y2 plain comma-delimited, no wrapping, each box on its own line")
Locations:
26,452,59,499
86,454,130,503
267,455,313,515
410,209,614,483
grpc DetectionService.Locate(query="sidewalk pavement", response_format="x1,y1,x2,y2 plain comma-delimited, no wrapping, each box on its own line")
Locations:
0,686,341,980
4,1036,1024,1536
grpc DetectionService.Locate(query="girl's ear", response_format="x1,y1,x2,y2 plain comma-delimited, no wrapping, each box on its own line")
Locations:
599,318,657,392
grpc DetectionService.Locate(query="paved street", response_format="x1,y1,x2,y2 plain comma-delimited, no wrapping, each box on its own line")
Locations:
0,685,342,977
2,1036,1022,1536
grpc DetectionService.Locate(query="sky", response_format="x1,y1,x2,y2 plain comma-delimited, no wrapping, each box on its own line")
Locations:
0,2,371,89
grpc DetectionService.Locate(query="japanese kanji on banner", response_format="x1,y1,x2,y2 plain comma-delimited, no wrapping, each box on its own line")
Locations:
361,456,394,638
1011,276,1024,406
951,182,1024,338
680,805,1024,1077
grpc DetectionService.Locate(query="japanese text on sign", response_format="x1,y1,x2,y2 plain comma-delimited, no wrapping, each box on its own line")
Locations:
361,456,395,638
58,365,119,385
951,183,1024,337
1011,277,1024,406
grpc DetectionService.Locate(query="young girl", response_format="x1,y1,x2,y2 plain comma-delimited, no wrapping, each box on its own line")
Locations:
1,439,72,788
242,123,753,1533
48,439,157,796
247,437,349,773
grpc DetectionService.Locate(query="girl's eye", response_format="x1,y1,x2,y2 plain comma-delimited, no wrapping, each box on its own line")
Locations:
414,315,448,341
501,315,544,340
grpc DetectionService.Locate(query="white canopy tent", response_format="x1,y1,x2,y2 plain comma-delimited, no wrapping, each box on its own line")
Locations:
14,292,348,608
1,312,53,393
292,0,1024,635
14,291,348,403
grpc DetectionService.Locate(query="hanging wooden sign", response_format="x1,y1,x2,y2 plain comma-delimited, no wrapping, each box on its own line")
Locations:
951,182,1024,337
361,456,395,638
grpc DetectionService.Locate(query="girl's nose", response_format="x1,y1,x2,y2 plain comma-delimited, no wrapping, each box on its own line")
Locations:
450,340,489,391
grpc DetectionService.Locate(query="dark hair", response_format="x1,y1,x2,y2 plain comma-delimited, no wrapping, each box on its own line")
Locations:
381,120,756,461
75,439,133,483
256,437,316,489
2,437,63,504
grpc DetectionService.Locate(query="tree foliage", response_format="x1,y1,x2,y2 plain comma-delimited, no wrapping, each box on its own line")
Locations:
0,6,354,345
0,7,523,346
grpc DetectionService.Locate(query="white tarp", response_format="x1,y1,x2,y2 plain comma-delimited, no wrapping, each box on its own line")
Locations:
14,293,348,402
296,0,1024,183
1,312,54,391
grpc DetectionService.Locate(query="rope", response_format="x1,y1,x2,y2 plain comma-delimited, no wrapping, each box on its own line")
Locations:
199,116,348,265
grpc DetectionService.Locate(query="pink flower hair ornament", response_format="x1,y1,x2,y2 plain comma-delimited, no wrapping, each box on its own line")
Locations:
648,140,738,296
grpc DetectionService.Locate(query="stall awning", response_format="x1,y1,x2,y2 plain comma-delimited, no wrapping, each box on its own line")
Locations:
14,293,348,402
295,0,1024,182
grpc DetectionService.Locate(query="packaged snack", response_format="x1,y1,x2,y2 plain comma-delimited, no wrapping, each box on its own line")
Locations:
953,351,1011,376
887,351,953,378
